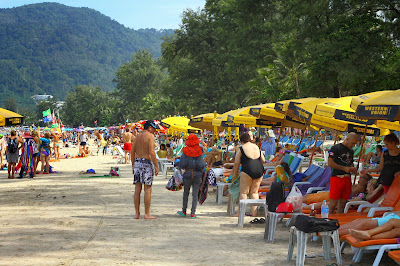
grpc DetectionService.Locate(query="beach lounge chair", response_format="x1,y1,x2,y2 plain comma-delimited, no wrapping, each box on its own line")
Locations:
389,250,400,264
113,145,125,164
344,233,400,265
294,166,331,195
317,175,400,223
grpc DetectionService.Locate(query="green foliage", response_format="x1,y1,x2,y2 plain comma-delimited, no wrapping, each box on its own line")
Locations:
160,0,400,117
113,50,165,121
62,85,114,127
4,98,17,112
0,3,173,106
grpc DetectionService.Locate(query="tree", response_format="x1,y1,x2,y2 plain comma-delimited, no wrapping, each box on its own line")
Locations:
4,97,18,112
62,85,115,127
113,49,165,121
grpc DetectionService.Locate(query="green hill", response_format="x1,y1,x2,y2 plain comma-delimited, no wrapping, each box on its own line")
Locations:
0,3,174,105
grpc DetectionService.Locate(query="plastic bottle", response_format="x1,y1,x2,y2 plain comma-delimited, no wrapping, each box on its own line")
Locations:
310,203,315,217
321,200,329,219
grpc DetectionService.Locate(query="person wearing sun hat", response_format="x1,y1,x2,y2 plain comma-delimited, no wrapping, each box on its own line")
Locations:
177,134,206,219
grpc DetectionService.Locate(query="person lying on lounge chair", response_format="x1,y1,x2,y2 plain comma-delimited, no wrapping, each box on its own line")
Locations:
259,162,293,189
338,211,400,237
349,217,400,242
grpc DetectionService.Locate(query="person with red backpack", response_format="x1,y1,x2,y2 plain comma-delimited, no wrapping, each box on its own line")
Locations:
176,134,206,219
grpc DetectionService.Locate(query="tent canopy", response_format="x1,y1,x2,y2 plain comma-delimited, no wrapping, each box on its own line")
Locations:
0,108,23,126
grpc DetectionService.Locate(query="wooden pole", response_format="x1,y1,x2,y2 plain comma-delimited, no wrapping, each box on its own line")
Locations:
308,129,321,167
296,122,308,152
354,125,368,185
276,127,283,153
333,130,338,145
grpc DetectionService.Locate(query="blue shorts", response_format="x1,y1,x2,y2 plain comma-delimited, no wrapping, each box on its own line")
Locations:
373,213,400,226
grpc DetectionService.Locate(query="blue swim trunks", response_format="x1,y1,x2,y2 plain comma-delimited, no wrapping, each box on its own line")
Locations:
372,213,400,226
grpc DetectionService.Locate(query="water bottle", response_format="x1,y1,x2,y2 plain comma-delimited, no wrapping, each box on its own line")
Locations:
321,200,329,219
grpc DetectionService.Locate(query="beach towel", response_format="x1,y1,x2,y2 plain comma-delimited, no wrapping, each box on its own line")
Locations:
198,170,208,204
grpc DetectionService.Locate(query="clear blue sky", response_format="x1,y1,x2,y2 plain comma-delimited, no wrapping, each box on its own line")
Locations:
0,0,205,29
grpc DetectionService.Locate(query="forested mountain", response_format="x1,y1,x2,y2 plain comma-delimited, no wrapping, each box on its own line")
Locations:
0,3,173,105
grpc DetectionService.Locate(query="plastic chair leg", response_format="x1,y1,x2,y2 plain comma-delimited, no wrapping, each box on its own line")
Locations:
332,231,342,265
322,235,331,260
296,231,308,266
287,226,296,261
238,201,246,227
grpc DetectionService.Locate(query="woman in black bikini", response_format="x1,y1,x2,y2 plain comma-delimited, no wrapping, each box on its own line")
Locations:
232,132,266,217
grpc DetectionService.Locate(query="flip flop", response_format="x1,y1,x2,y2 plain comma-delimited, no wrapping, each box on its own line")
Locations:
259,218,266,224
250,218,259,224
177,211,186,217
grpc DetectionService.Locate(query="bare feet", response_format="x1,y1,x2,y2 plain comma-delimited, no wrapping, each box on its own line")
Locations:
144,215,157,220
349,229,371,242
134,213,140,219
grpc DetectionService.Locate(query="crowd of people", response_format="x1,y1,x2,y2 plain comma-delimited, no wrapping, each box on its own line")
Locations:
3,123,400,254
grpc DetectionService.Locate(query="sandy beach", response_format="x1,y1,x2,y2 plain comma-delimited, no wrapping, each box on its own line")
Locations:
0,141,395,265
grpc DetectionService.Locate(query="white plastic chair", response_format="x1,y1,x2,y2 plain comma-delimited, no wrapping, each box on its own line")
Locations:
264,212,304,243
237,199,267,227
287,226,342,266
216,182,229,205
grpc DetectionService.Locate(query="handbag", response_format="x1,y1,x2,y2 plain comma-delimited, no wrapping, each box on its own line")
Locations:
294,215,340,233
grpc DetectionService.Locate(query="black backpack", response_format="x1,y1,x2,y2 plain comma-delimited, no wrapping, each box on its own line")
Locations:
266,181,286,212
294,215,340,233
8,138,18,153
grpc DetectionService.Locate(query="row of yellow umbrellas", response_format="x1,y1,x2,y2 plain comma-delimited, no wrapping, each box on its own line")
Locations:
189,90,400,136
162,89,400,138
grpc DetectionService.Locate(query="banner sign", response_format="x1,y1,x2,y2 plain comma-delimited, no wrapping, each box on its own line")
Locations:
347,124,380,137
293,107,312,122
334,110,374,125
356,105,400,121
6,117,22,126
190,117,203,123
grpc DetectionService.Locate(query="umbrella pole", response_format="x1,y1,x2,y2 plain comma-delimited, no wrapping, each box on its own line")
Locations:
276,127,283,154
296,122,308,152
354,125,367,185
308,129,321,167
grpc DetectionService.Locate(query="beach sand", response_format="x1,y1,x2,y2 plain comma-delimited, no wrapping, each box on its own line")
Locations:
0,141,394,265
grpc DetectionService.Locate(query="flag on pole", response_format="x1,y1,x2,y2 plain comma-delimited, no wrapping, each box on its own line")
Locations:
42,109,51,117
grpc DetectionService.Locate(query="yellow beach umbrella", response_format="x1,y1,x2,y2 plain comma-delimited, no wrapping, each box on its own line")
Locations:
161,116,201,134
356,89,400,121
293,98,380,135
0,108,23,126
190,112,222,131
350,90,393,110
274,98,320,114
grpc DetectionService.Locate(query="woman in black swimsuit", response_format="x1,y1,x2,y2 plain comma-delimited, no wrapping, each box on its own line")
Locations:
232,132,266,216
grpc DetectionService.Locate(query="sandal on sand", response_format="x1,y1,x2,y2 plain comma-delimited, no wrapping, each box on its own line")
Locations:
250,218,259,224
177,211,186,217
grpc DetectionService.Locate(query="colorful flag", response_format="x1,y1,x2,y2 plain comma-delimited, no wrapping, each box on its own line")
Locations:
42,109,51,117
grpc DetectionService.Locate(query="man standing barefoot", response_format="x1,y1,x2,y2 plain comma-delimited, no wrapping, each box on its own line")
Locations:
131,120,159,219
122,128,133,164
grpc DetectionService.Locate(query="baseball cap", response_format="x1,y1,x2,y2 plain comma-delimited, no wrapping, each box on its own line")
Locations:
143,120,160,130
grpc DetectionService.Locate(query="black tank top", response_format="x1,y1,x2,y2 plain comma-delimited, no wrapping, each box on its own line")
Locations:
240,146,264,179
379,150,400,186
